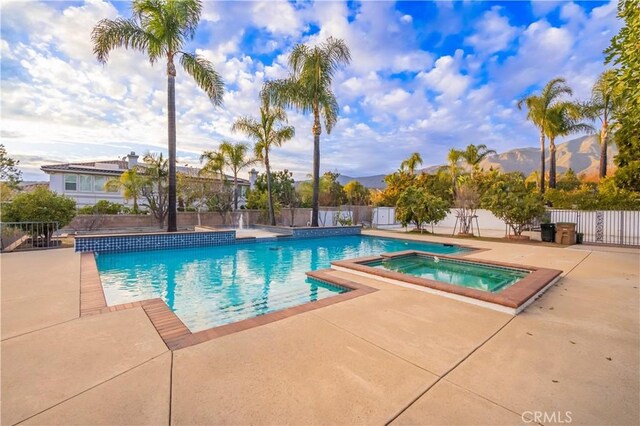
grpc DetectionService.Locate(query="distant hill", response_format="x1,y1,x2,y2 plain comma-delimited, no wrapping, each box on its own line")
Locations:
339,135,615,189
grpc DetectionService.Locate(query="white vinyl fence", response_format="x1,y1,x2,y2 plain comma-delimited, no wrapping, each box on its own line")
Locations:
369,206,640,247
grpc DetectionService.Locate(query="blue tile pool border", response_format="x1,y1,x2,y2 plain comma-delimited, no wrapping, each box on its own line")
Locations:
75,230,236,253
74,226,363,253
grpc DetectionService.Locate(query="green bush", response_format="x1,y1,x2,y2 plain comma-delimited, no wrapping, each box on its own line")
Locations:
78,200,123,215
482,173,546,236
1,187,76,225
395,186,449,232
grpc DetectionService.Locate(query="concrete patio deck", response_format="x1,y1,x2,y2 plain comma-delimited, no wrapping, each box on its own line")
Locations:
1,231,638,425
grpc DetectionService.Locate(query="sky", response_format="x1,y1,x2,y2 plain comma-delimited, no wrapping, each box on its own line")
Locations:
0,0,620,181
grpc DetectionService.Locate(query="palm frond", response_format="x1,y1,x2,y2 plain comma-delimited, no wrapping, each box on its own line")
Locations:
92,18,156,63
180,52,224,105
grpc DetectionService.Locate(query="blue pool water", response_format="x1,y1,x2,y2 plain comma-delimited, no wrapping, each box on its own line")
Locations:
95,235,469,331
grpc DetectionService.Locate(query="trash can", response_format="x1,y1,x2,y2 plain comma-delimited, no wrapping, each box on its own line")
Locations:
540,223,556,242
555,222,577,245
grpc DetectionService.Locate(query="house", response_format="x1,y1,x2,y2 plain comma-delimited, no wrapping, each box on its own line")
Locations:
41,152,252,208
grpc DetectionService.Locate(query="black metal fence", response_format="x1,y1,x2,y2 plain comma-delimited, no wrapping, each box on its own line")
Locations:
0,222,60,252
547,209,640,246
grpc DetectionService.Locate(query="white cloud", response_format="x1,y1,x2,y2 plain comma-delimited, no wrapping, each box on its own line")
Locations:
417,50,471,101
465,6,517,55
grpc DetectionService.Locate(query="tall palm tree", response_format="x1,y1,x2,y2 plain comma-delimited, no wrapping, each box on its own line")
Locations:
264,37,351,227
105,168,147,213
584,70,620,179
92,0,224,232
518,77,573,193
447,148,463,195
545,102,594,188
215,141,257,210
232,95,295,225
200,149,226,179
400,152,423,175
459,144,496,176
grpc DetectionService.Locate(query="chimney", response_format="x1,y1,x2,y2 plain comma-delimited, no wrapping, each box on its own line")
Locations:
249,168,258,189
127,151,139,169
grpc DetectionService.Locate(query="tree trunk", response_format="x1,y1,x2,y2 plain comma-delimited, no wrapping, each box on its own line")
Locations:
311,109,321,227
539,132,546,194
599,122,608,179
233,174,238,210
167,59,177,232
549,138,557,189
265,152,276,226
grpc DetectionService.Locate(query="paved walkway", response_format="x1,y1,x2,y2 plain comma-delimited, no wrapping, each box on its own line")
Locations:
1,232,638,425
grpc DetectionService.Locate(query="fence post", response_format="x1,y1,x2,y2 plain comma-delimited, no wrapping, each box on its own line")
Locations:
620,211,624,246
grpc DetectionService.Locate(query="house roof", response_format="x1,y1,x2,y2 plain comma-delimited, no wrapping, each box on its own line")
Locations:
40,160,250,184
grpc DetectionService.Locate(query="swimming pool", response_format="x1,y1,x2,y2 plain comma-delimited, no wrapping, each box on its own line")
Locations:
95,235,470,331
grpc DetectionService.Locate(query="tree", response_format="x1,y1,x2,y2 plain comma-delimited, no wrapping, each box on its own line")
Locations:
459,144,496,176
206,182,234,224
344,180,370,205
482,173,546,236
177,173,213,225
545,102,593,188
400,152,423,175
92,0,224,232
232,94,295,225
395,186,449,232
0,144,22,188
583,70,620,179
447,148,463,195
453,177,480,235
518,77,573,193
1,187,76,244
605,0,640,193
377,170,415,206
298,172,345,207
556,168,581,191
265,37,351,227
141,153,169,226
105,168,146,213
218,141,256,210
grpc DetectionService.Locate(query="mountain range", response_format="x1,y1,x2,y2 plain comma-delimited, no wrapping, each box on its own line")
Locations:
337,135,615,189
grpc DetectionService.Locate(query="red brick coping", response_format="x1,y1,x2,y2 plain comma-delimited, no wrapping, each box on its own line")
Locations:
80,253,376,350
331,251,563,312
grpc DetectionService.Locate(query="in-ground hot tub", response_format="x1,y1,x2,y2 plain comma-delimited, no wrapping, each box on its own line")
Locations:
331,251,563,314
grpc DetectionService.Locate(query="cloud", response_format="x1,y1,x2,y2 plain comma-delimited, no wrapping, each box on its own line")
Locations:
465,6,518,55
0,0,619,181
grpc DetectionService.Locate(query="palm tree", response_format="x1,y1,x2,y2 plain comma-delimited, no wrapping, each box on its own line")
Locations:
105,168,147,213
584,70,620,178
447,148,463,195
92,0,224,232
200,149,226,179
518,77,573,193
545,102,594,188
459,144,496,176
215,141,257,210
232,95,295,225
400,152,423,175
264,37,351,227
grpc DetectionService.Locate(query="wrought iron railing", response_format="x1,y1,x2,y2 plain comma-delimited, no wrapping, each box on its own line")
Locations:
0,222,60,252
547,209,640,246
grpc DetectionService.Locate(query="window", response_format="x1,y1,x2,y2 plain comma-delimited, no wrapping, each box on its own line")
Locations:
78,175,92,192
64,174,77,191
93,176,106,192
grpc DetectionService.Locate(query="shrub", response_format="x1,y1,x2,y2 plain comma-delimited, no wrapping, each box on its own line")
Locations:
1,187,76,243
482,173,545,236
78,200,123,215
396,186,449,232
